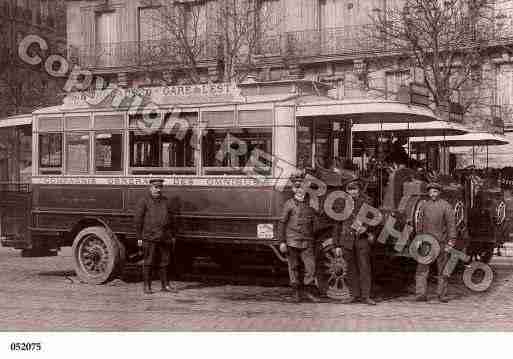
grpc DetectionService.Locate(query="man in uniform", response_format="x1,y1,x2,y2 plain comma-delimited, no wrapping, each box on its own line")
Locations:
415,181,457,303
279,178,320,303
135,178,178,295
333,177,377,305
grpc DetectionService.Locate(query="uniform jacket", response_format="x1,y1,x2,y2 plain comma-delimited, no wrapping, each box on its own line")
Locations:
417,198,456,243
134,194,177,243
333,193,372,250
279,198,316,249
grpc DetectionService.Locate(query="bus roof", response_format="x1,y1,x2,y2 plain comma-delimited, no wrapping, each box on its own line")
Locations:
353,120,469,136
0,113,32,128
31,88,439,126
295,99,444,124
409,132,509,146
32,93,309,116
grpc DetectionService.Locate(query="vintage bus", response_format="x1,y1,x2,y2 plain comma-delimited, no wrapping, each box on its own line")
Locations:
1,79,462,292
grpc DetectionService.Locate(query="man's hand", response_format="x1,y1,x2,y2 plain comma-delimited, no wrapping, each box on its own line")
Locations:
137,239,143,247
279,242,287,254
367,233,375,244
335,247,342,258
356,226,366,235
352,220,366,235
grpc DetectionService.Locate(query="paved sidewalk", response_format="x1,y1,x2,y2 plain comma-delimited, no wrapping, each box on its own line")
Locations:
0,247,512,330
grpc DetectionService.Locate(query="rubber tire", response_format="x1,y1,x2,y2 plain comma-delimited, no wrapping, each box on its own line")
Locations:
71,226,122,284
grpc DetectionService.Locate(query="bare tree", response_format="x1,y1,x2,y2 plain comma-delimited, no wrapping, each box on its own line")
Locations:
369,0,495,120
0,62,61,116
141,0,280,83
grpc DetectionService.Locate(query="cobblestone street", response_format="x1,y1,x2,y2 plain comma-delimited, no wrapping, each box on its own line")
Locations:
1,246,513,331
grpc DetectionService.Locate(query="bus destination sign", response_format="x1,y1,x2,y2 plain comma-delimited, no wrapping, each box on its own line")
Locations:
63,83,244,109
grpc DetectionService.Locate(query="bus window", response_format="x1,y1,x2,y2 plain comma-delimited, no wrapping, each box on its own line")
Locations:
0,125,32,182
19,125,32,182
95,132,123,172
129,130,196,174
161,131,195,168
66,132,90,174
39,133,63,174
296,119,351,171
0,128,13,182
297,119,313,170
202,128,272,175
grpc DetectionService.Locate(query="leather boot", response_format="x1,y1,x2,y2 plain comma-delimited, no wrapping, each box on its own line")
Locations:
437,276,449,303
303,285,320,303
143,267,153,294
291,284,301,303
160,268,177,293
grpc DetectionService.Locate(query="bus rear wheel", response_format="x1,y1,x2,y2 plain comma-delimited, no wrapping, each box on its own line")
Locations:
72,226,123,284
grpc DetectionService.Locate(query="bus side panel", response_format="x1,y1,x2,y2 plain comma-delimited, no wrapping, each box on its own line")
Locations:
35,185,124,211
30,184,290,249
128,186,285,243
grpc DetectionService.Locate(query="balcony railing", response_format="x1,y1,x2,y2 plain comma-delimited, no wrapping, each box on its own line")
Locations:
76,37,219,69
75,23,513,70
255,26,383,58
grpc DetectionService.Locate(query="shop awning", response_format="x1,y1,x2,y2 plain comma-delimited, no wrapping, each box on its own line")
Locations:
409,132,509,146
296,99,444,123
352,120,469,136
0,114,32,128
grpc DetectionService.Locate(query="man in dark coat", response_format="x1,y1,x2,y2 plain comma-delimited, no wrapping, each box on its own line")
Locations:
279,178,319,303
135,178,178,294
333,178,377,305
415,181,457,303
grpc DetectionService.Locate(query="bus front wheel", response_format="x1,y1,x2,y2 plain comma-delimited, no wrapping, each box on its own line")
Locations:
72,226,123,284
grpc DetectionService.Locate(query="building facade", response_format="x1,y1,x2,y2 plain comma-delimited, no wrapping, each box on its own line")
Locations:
0,0,67,118
65,0,513,131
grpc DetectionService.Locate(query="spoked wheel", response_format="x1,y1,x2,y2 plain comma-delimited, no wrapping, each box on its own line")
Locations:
72,226,123,284
317,238,350,300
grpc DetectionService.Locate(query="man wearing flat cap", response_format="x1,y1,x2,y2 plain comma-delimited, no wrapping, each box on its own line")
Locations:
279,176,320,303
415,181,456,303
135,178,178,294
333,177,377,305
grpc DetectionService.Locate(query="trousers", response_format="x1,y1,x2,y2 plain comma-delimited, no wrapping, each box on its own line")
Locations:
287,246,316,287
343,239,372,299
415,246,449,297
143,241,171,268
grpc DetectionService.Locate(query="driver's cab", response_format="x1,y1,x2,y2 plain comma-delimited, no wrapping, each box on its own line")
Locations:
296,118,352,173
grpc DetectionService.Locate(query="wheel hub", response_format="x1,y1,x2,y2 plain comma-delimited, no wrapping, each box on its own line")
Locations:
79,236,109,275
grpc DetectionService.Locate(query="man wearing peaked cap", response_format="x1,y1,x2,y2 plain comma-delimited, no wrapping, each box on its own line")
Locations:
149,178,165,185
279,175,320,303
333,176,377,305
414,181,456,303
426,182,442,191
135,178,179,295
